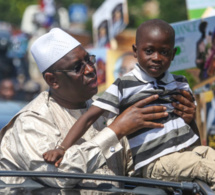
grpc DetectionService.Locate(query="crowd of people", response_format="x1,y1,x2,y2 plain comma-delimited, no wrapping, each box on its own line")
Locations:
0,23,43,102
0,0,59,101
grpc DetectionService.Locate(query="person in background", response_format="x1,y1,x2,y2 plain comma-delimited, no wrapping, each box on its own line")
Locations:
195,21,207,80
14,79,41,102
0,78,15,100
0,30,17,80
206,28,215,77
0,78,27,130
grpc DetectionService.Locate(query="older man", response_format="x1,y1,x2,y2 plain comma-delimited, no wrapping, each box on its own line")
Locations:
0,28,197,188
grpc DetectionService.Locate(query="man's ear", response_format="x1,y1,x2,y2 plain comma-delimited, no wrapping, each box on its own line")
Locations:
44,72,59,89
132,44,137,58
172,47,177,61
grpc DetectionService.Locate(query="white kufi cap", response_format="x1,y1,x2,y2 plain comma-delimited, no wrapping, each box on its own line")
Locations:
30,28,81,73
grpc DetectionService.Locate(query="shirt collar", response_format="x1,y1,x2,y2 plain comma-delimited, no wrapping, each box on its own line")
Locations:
132,63,175,84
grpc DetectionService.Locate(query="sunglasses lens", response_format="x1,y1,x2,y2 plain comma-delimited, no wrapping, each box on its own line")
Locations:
76,55,96,74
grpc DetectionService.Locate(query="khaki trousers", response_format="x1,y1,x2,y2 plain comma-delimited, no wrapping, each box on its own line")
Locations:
141,146,215,189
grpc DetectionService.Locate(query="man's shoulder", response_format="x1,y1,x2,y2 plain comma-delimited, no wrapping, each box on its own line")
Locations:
0,91,53,142
18,91,49,115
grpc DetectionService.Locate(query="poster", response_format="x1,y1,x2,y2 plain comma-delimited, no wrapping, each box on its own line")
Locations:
169,15,215,82
185,0,215,19
87,47,138,92
185,1,215,147
92,0,128,48
106,49,137,87
87,48,108,94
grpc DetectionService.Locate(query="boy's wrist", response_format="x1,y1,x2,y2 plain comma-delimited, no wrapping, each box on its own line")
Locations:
55,145,66,153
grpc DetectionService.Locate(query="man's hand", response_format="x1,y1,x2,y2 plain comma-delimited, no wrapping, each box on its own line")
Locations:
109,95,168,140
171,90,196,124
172,89,201,145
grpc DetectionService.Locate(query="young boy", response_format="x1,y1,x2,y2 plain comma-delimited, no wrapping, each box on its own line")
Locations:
43,19,198,170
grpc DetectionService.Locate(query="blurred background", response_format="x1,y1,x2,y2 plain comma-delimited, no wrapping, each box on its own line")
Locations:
0,0,215,148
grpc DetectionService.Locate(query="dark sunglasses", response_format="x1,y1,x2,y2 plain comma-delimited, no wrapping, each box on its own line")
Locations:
51,55,96,75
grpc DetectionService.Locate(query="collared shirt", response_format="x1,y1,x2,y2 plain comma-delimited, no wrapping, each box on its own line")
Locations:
0,91,133,188
93,63,199,170
132,63,176,84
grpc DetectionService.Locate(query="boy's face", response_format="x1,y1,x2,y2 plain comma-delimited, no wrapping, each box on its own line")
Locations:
132,27,176,79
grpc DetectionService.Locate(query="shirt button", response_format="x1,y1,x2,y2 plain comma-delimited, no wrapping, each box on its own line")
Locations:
110,146,115,152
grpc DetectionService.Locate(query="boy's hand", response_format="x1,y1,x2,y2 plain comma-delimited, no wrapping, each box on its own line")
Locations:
55,157,63,167
43,149,65,166
171,89,196,124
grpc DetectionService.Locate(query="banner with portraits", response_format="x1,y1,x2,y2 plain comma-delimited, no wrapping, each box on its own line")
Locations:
92,0,129,48
106,49,137,87
87,48,108,94
87,47,137,93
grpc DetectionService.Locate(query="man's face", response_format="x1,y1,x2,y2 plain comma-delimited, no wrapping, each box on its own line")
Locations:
52,46,98,105
133,27,176,79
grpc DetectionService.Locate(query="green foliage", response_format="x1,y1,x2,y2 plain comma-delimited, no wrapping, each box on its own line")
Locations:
158,0,188,23
127,0,188,28
0,0,38,26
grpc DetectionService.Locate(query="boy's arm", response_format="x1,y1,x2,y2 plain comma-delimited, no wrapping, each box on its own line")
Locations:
60,105,104,150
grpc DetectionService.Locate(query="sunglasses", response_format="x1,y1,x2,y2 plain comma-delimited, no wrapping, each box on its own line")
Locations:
51,55,96,75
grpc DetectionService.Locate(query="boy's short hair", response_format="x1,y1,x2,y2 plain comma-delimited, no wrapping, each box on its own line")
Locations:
136,19,175,47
